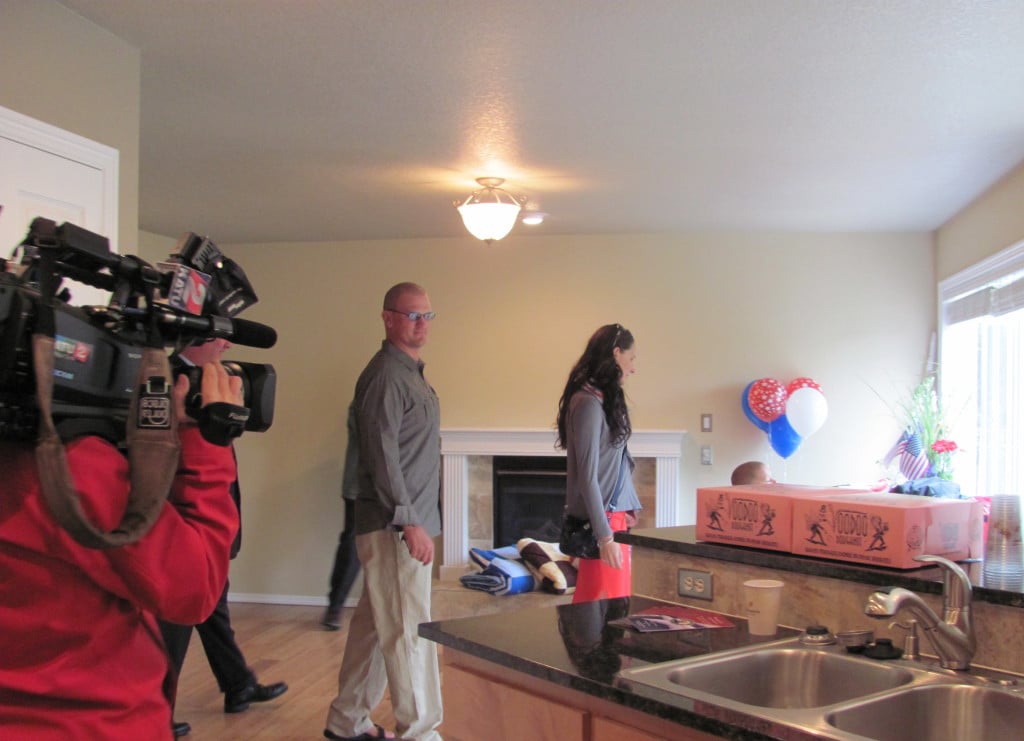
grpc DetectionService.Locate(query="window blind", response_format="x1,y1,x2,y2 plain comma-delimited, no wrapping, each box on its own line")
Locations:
940,241,1024,326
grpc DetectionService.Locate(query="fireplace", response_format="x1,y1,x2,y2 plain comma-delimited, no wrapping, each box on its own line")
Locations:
492,456,567,547
439,428,686,580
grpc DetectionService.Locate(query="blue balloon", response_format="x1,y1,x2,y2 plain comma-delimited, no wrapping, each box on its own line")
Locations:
742,381,770,432
768,415,802,459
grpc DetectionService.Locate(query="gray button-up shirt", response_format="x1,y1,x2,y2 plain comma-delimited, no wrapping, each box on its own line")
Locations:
352,341,442,537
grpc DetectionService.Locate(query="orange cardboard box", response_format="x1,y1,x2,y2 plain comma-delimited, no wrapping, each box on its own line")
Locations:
695,484,844,552
790,492,980,569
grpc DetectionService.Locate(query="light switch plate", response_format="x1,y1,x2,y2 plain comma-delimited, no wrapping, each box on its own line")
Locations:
701,413,713,432
700,445,713,465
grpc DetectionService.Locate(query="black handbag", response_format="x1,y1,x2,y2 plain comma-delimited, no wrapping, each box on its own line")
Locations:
559,513,602,559
559,448,629,560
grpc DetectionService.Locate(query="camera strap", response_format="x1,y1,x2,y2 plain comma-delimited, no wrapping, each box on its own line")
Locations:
30,235,180,548
33,335,181,549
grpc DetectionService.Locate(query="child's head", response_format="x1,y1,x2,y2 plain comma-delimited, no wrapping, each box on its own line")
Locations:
731,461,774,485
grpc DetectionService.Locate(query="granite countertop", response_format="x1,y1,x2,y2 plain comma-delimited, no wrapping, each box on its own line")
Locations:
620,525,1024,609
421,595,802,740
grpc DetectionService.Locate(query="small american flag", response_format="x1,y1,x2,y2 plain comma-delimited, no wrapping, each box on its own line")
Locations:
883,429,931,480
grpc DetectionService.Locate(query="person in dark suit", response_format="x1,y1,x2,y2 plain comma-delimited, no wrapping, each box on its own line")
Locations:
158,338,287,738
322,401,362,630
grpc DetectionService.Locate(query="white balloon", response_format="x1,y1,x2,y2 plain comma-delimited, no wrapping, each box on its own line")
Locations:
786,386,828,438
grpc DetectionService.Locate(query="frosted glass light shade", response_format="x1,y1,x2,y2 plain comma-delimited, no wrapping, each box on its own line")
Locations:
458,201,521,242
455,178,523,243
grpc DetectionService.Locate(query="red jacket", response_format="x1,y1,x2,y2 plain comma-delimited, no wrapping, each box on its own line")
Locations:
0,426,239,740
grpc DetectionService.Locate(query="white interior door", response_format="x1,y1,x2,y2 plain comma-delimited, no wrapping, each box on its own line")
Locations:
0,105,119,306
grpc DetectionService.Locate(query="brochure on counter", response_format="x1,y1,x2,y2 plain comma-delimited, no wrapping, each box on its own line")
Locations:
610,604,735,633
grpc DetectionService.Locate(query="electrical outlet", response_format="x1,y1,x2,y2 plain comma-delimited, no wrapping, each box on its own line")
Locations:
678,568,713,600
700,445,713,465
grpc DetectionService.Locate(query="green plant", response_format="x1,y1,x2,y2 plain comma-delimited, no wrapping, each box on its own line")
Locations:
899,376,957,481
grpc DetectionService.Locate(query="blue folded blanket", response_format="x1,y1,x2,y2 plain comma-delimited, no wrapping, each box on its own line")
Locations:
461,548,535,595
459,571,506,593
469,545,521,569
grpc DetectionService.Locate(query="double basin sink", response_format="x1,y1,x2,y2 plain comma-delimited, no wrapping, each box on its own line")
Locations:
617,636,1024,740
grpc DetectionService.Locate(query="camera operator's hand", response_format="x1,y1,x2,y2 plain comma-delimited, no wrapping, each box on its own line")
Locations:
201,361,243,407
174,363,242,428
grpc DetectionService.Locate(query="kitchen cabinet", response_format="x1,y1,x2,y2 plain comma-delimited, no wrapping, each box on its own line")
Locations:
441,650,717,741
441,661,585,741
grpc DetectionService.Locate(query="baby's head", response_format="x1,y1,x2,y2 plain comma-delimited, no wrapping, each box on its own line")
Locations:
731,461,773,485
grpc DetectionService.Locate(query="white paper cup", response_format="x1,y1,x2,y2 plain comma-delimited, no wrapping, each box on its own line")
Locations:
743,578,784,635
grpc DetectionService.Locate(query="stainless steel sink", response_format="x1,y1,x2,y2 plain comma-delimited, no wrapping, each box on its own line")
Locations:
617,637,1024,740
826,683,1024,741
646,644,913,708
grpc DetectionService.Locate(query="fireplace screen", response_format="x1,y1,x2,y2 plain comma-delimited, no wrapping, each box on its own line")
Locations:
492,456,567,547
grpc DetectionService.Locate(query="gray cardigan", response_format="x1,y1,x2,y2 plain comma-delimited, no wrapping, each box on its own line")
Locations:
564,390,641,541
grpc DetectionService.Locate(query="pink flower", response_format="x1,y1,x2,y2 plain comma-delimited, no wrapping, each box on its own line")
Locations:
931,439,958,454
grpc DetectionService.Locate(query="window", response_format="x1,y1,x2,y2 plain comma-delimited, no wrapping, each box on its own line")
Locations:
939,241,1024,498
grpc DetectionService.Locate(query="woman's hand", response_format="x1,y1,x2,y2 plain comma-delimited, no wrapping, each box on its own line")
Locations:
624,510,638,529
598,535,622,569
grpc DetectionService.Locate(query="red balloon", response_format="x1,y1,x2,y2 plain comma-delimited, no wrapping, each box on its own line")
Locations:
787,377,821,395
748,378,787,422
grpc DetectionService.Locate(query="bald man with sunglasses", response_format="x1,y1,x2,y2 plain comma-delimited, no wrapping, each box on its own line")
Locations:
324,282,443,741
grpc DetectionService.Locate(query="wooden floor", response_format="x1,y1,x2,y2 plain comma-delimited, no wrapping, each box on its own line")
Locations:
175,602,373,741
174,585,569,740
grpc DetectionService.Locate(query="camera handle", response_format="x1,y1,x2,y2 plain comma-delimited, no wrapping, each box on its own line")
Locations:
33,334,181,549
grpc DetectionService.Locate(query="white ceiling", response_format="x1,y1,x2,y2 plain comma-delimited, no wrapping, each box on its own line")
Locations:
56,0,1024,244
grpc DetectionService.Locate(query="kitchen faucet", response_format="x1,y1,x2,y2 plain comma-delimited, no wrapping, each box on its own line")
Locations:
863,554,975,670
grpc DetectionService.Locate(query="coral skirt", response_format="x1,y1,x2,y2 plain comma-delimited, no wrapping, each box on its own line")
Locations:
572,511,631,603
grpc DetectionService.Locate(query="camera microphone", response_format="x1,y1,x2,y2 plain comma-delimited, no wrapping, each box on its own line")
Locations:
156,311,278,349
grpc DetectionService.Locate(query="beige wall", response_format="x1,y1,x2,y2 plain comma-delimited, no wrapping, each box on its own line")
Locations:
936,160,1024,280
138,231,933,600
0,0,140,248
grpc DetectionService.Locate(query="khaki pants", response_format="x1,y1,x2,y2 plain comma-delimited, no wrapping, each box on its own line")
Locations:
326,529,442,741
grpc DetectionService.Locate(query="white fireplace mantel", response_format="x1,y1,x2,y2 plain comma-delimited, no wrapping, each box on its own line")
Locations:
439,428,686,580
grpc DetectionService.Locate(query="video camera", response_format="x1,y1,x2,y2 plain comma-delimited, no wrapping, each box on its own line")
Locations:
1,217,279,549
0,217,277,443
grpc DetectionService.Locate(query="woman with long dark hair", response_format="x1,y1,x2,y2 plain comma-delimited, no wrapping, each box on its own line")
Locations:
556,323,641,602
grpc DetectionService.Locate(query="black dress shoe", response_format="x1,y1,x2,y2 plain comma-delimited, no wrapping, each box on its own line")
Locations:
224,680,289,713
322,608,342,630
172,720,191,737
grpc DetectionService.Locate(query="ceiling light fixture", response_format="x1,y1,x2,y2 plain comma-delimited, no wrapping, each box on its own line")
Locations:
455,177,525,244
520,210,547,226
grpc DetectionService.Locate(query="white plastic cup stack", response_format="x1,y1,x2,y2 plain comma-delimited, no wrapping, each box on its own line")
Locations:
983,494,1024,591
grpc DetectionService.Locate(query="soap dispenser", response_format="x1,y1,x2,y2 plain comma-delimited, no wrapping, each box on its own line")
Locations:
890,619,920,661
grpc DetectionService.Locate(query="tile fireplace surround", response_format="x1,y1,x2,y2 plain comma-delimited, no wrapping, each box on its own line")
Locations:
439,428,686,581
